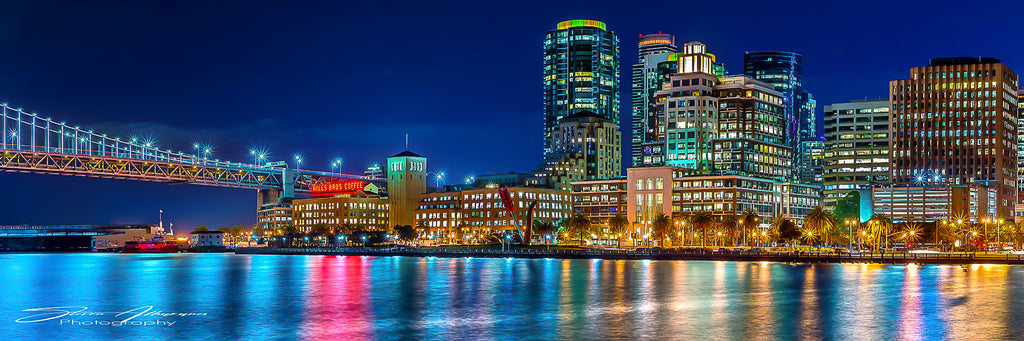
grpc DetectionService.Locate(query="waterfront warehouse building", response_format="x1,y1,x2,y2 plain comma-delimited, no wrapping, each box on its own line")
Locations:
415,187,572,243
631,33,677,167
822,99,891,209
190,230,225,247
570,166,821,239
292,180,389,231
889,57,1019,219
543,19,619,157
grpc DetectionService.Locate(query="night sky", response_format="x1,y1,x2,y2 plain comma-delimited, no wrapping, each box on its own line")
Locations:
0,1,1020,231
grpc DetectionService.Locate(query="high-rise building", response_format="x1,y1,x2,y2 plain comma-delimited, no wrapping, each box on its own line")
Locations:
797,140,824,185
543,19,619,157
648,42,720,170
889,57,1019,219
822,99,890,209
1016,90,1024,220
533,111,621,190
551,111,621,178
744,51,816,180
631,33,677,167
386,151,427,227
1018,90,1024,200
712,75,791,180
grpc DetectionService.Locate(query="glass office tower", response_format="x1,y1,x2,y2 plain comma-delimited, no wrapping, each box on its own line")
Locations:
543,20,619,158
631,33,677,167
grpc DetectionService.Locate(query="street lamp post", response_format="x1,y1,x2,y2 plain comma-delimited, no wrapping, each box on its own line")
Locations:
737,219,743,247
983,218,990,253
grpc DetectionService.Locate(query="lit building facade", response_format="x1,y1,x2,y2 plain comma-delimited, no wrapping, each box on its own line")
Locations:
822,99,891,208
1018,90,1024,220
872,183,994,223
190,231,224,247
648,42,720,170
797,139,824,185
256,194,292,231
569,177,628,226
543,19,619,157
292,180,389,231
551,111,621,179
712,75,790,180
415,187,572,241
631,33,677,167
776,182,823,226
570,167,822,233
387,151,427,227
889,57,1019,218
475,172,530,188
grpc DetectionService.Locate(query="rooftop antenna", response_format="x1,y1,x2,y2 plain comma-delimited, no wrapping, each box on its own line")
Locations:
405,133,409,150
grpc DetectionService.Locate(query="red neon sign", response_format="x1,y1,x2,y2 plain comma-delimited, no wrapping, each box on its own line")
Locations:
311,180,365,194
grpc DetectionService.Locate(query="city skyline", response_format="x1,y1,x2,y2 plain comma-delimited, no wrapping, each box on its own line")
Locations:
0,1,1021,229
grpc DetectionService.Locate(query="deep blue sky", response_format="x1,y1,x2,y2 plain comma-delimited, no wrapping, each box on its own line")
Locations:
0,0,1020,231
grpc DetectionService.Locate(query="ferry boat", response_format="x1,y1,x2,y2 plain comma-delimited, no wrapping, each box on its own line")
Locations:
120,236,179,253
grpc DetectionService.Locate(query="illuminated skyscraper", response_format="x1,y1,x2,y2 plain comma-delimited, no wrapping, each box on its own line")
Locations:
889,57,1019,218
543,19,619,158
744,51,816,180
648,42,720,170
822,99,890,209
712,75,791,180
1017,90,1024,218
631,33,677,167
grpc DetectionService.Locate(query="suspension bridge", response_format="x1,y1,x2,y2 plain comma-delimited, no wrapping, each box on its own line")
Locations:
0,102,367,203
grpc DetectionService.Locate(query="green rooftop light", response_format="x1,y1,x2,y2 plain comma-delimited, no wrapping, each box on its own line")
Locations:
557,19,606,31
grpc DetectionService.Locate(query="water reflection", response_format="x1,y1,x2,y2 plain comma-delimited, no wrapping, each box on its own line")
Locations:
3,254,1024,340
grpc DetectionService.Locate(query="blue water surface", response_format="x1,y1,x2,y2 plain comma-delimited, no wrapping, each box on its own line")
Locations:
2,253,1021,340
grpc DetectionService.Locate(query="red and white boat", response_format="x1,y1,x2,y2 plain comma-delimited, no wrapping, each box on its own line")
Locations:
120,236,179,253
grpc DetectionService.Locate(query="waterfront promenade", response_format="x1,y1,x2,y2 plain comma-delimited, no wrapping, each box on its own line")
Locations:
235,246,1024,265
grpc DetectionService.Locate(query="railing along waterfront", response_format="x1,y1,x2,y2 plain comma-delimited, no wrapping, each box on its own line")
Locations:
233,247,1024,264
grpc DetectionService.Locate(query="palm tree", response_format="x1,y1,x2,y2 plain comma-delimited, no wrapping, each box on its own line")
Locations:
868,214,893,250
770,215,800,248
804,206,836,247
689,211,715,248
738,210,760,247
566,213,592,245
533,220,558,245
719,214,739,247
933,220,959,251
650,213,674,246
607,213,629,247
